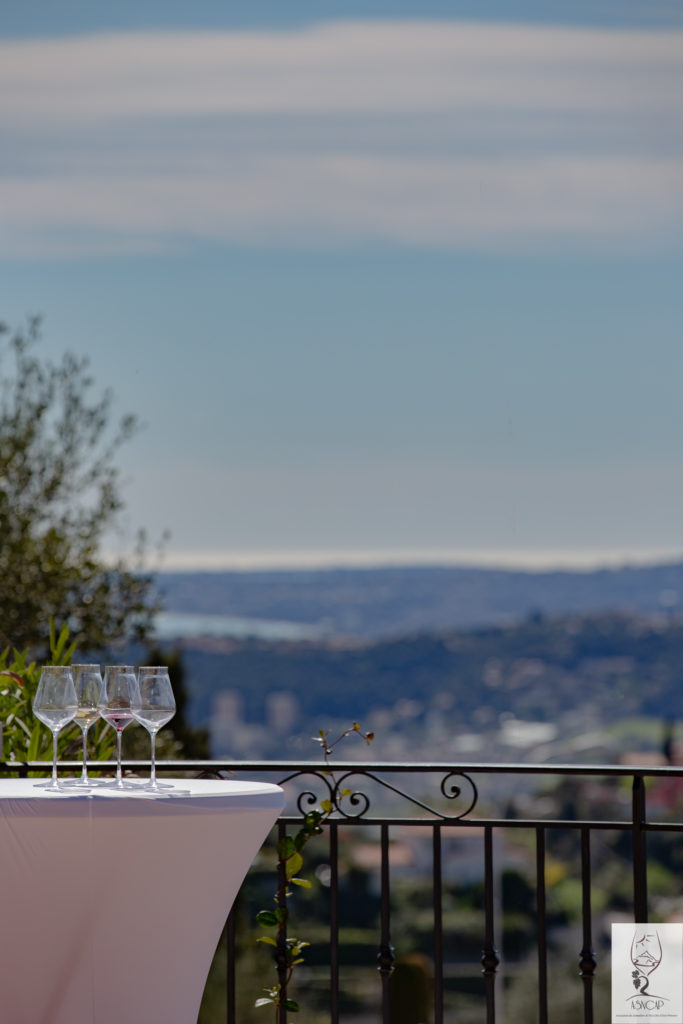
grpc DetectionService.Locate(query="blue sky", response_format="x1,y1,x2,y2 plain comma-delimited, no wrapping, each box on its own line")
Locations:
1,1,682,570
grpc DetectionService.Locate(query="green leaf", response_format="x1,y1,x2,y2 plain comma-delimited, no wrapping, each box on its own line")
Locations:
277,836,295,861
294,828,312,851
291,877,313,888
304,810,322,827
14,716,32,739
284,1000,300,1012
285,852,303,880
256,910,278,927
27,721,44,761
256,936,278,946
320,799,333,814
50,621,72,662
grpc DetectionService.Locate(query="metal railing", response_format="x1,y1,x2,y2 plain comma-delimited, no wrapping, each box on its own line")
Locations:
6,759,683,1023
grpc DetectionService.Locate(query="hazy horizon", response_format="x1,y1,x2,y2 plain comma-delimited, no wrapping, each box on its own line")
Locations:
148,546,683,574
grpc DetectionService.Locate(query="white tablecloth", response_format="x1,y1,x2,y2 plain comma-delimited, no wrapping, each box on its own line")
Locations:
0,778,284,1024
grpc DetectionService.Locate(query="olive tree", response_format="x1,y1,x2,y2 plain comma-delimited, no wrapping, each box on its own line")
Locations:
0,316,159,652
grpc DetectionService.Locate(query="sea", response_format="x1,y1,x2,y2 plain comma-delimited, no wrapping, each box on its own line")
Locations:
153,611,322,642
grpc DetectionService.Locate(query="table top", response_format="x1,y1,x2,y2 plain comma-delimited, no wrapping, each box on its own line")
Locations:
0,777,285,808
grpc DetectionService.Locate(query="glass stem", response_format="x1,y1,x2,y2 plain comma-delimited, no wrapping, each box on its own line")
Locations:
150,731,157,786
52,729,59,784
81,727,88,782
116,730,123,782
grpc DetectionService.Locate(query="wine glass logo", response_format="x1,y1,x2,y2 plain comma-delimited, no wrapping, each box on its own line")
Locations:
630,930,663,998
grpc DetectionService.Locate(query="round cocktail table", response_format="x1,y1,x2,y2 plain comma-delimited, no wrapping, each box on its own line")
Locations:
0,778,284,1024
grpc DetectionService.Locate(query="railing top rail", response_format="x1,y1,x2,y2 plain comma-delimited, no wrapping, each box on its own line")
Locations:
2,758,681,778
6,759,683,828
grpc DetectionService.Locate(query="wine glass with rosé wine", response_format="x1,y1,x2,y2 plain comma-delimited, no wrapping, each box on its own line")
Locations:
100,665,140,789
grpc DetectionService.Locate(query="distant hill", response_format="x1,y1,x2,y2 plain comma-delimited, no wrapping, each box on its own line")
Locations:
168,611,683,762
155,562,683,638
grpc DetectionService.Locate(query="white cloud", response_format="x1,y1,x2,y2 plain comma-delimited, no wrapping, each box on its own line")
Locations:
3,155,682,255
1,21,682,255
2,22,681,120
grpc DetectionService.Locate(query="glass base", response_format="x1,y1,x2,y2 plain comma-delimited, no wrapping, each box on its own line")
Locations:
33,778,83,795
101,777,143,791
138,779,192,796
34,778,65,790
60,777,106,789
142,779,175,790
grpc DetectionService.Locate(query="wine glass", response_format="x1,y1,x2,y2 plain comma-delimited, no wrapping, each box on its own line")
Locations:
69,664,104,788
134,666,176,791
33,666,78,791
100,665,140,789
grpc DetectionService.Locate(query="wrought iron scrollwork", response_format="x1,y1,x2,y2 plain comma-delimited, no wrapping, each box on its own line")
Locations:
439,771,478,818
278,770,336,816
277,768,478,820
332,774,371,819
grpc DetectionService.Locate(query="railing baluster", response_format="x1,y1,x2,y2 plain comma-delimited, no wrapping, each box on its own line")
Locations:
632,774,648,924
579,826,596,1024
226,908,236,1024
277,821,288,1024
481,825,499,1024
329,822,340,1024
433,823,444,1024
536,827,548,1024
377,823,395,1024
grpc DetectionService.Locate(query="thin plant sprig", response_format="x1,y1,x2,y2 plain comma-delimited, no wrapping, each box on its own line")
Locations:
255,722,373,1018
313,721,374,762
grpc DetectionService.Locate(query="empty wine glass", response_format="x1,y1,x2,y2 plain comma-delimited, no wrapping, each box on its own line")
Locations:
134,666,176,791
69,664,104,787
100,665,140,789
33,666,78,791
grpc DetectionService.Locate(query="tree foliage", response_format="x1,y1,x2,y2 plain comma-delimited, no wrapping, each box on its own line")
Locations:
0,316,158,652
0,622,115,767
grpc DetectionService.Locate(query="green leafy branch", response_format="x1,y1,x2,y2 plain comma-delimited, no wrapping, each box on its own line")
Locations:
0,621,115,769
255,722,373,1018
